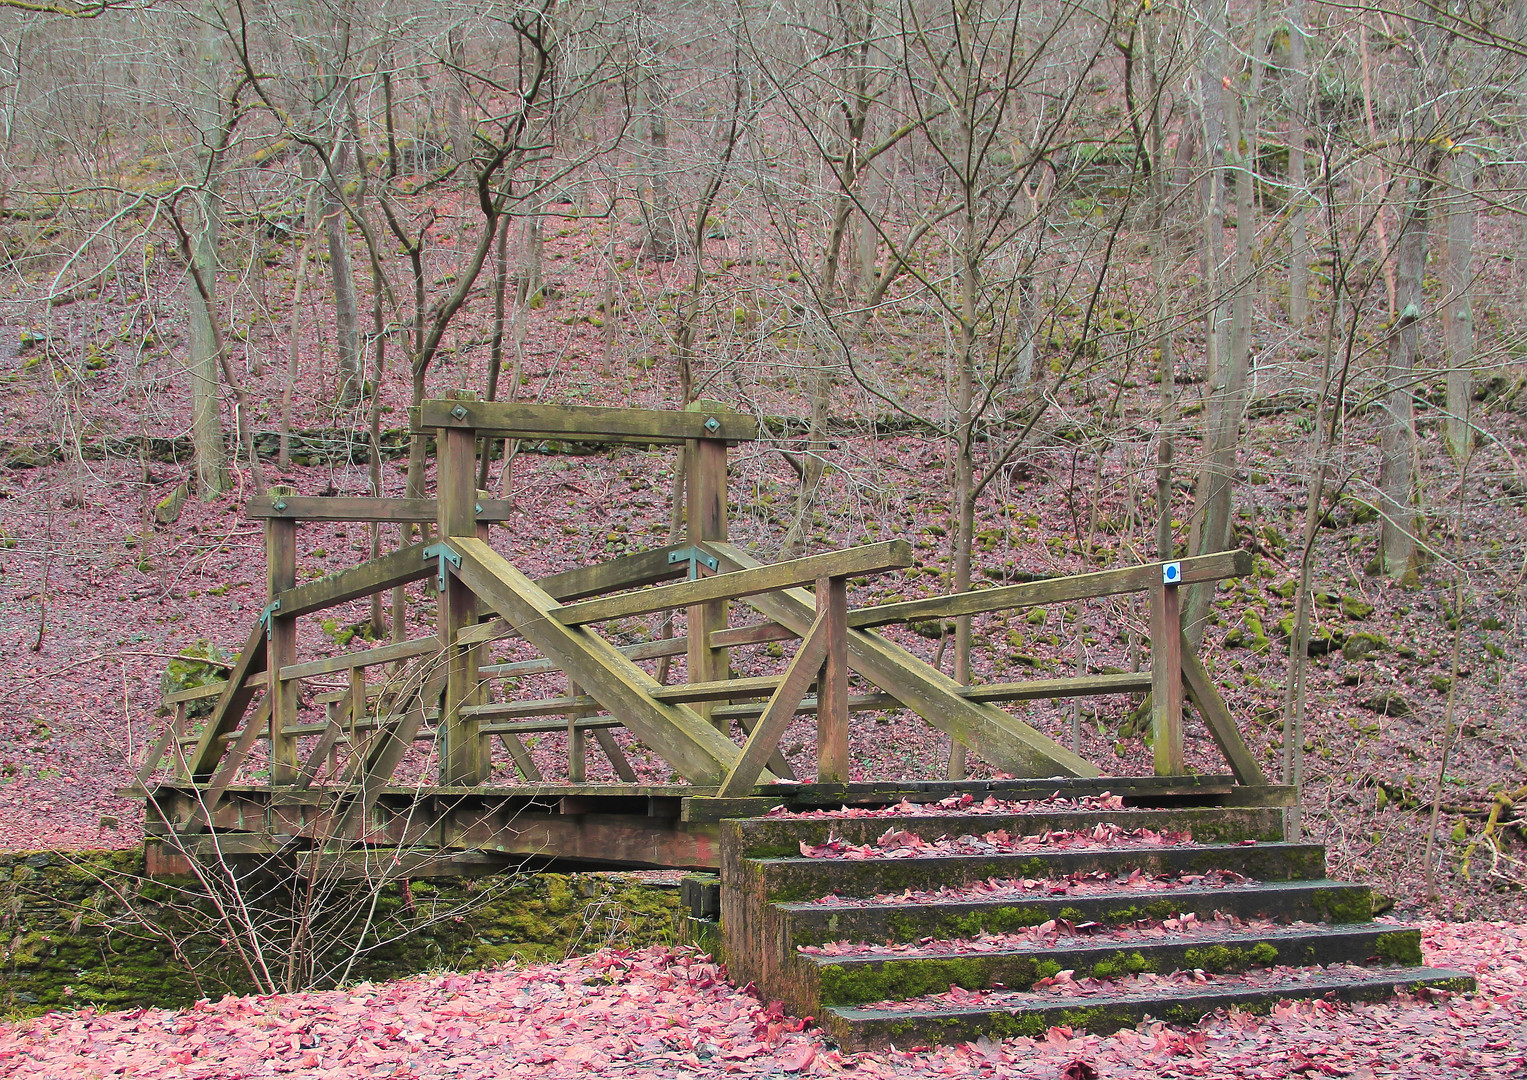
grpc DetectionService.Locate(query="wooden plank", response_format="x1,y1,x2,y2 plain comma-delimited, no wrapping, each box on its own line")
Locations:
275,541,432,619
135,706,191,787
246,495,515,522
718,610,831,798
180,698,273,834
593,728,640,783
481,716,622,736
1180,632,1267,786
567,677,590,782
736,711,797,780
266,488,299,786
417,400,759,443
555,540,913,627
279,635,444,680
816,576,849,783
462,695,600,720
687,437,730,730
706,542,1101,779
162,681,233,705
966,671,1154,702
448,536,764,785
848,550,1253,628
336,683,436,838
1152,584,1185,775
650,676,787,703
536,544,692,603
438,419,484,785
712,622,796,649
184,624,269,781
458,618,514,647
497,733,543,782
711,692,900,722
293,719,348,790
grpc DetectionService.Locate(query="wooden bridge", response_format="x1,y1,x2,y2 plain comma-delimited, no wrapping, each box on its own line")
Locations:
129,397,1284,878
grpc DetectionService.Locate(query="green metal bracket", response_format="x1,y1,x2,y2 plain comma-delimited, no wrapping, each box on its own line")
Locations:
667,545,720,581
258,599,281,636
423,543,463,590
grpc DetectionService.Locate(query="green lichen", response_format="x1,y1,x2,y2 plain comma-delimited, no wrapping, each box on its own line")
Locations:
1182,941,1280,973
1312,888,1372,924
1088,951,1151,980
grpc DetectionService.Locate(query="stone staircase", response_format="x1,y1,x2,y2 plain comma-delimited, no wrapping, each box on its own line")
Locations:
715,788,1472,1053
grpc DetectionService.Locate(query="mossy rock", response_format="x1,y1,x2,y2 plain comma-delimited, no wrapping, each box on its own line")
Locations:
1277,616,1343,655
1342,633,1389,661
159,641,231,717
1359,691,1413,718
1343,497,1379,525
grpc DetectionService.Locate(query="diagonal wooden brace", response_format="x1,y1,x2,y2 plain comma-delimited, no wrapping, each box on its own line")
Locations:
703,542,1100,779
718,609,831,797
445,536,769,786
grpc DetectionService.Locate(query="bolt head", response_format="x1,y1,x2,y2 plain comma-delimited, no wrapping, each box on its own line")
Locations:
450,404,470,420
703,416,721,433
273,500,287,511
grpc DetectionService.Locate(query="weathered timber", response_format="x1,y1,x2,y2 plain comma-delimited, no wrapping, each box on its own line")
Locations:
554,540,912,626
650,676,790,703
416,400,759,444
461,695,600,720
184,624,269,781
274,541,432,618
497,732,543,781
536,544,692,603
266,486,299,785
457,619,514,647
686,436,731,730
1152,583,1185,775
1180,632,1267,786
475,622,792,679
438,419,484,784
966,671,1153,702
816,576,850,783
448,537,768,785
179,699,274,833
593,727,640,783
718,610,832,798
710,692,899,722
279,635,444,680
480,715,621,735
848,551,1252,628
706,542,1099,779
246,495,515,522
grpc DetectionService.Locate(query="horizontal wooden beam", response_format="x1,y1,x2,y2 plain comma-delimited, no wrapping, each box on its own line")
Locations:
246,496,515,523
536,544,692,603
849,550,1253,628
279,636,443,680
274,542,432,619
480,716,622,736
711,693,899,721
161,670,269,706
967,671,1154,703
555,540,912,626
416,400,759,444
476,622,792,680
650,675,789,703
461,695,599,720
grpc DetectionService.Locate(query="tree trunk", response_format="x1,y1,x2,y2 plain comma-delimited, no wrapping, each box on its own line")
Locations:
1443,151,1476,461
1375,173,1432,583
322,157,362,408
1287,0,1310,330
187,3,228,499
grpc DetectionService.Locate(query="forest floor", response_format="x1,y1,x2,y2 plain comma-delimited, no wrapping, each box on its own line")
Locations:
0,922,1522,1078
1,196,1526,1064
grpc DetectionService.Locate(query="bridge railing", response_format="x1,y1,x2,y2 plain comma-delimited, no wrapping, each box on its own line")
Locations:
135,397,1269,841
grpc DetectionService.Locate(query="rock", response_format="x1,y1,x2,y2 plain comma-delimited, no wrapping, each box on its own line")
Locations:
1272,580,1298,599
1343,497,1379,525
1359,691,1413,717
1429,675,1452,694
1278,615,1343,655
1341,596,1375,619
153,481,191,524
1342,633,1389,661
23,853,50,869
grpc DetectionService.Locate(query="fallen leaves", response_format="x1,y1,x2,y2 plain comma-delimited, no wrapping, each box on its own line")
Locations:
797,821,1195,861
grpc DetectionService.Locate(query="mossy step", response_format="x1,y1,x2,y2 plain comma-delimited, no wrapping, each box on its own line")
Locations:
779,879,1374,946
726,807,1285,859
753,842,1329,902
804,925,1423,1007
821,966,1475,1052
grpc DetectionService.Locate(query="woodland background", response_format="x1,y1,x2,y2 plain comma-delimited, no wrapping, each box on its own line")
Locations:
0,0,1524,920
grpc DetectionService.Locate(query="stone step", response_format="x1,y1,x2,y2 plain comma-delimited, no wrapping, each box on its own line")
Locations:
799,923,1424,1009
820,965,1476,1052
746,842,1329,903
724,806,1286,858
780,878,1374,948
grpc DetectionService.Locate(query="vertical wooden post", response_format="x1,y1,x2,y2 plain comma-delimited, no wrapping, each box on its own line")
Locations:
567,678,587,783
685,436,730,729
437,391,483,785
816,575,849,782
1151,579,1185,775
266,483,298,784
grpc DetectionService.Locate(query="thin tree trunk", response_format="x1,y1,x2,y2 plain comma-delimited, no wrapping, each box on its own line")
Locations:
1375,172,1432,582
1287,0,1310,330
187,3,228,499
1443,151,1476,461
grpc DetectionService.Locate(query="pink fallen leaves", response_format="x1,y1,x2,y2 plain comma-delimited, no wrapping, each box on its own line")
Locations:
767,792,1129,821
797,821,1195,860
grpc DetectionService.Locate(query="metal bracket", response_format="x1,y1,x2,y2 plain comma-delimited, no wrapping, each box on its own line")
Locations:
668,545,720,580
258,599,281,636
703,416,721,434
1162,561,1182,586
423,543,463,590
449,404,470,421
